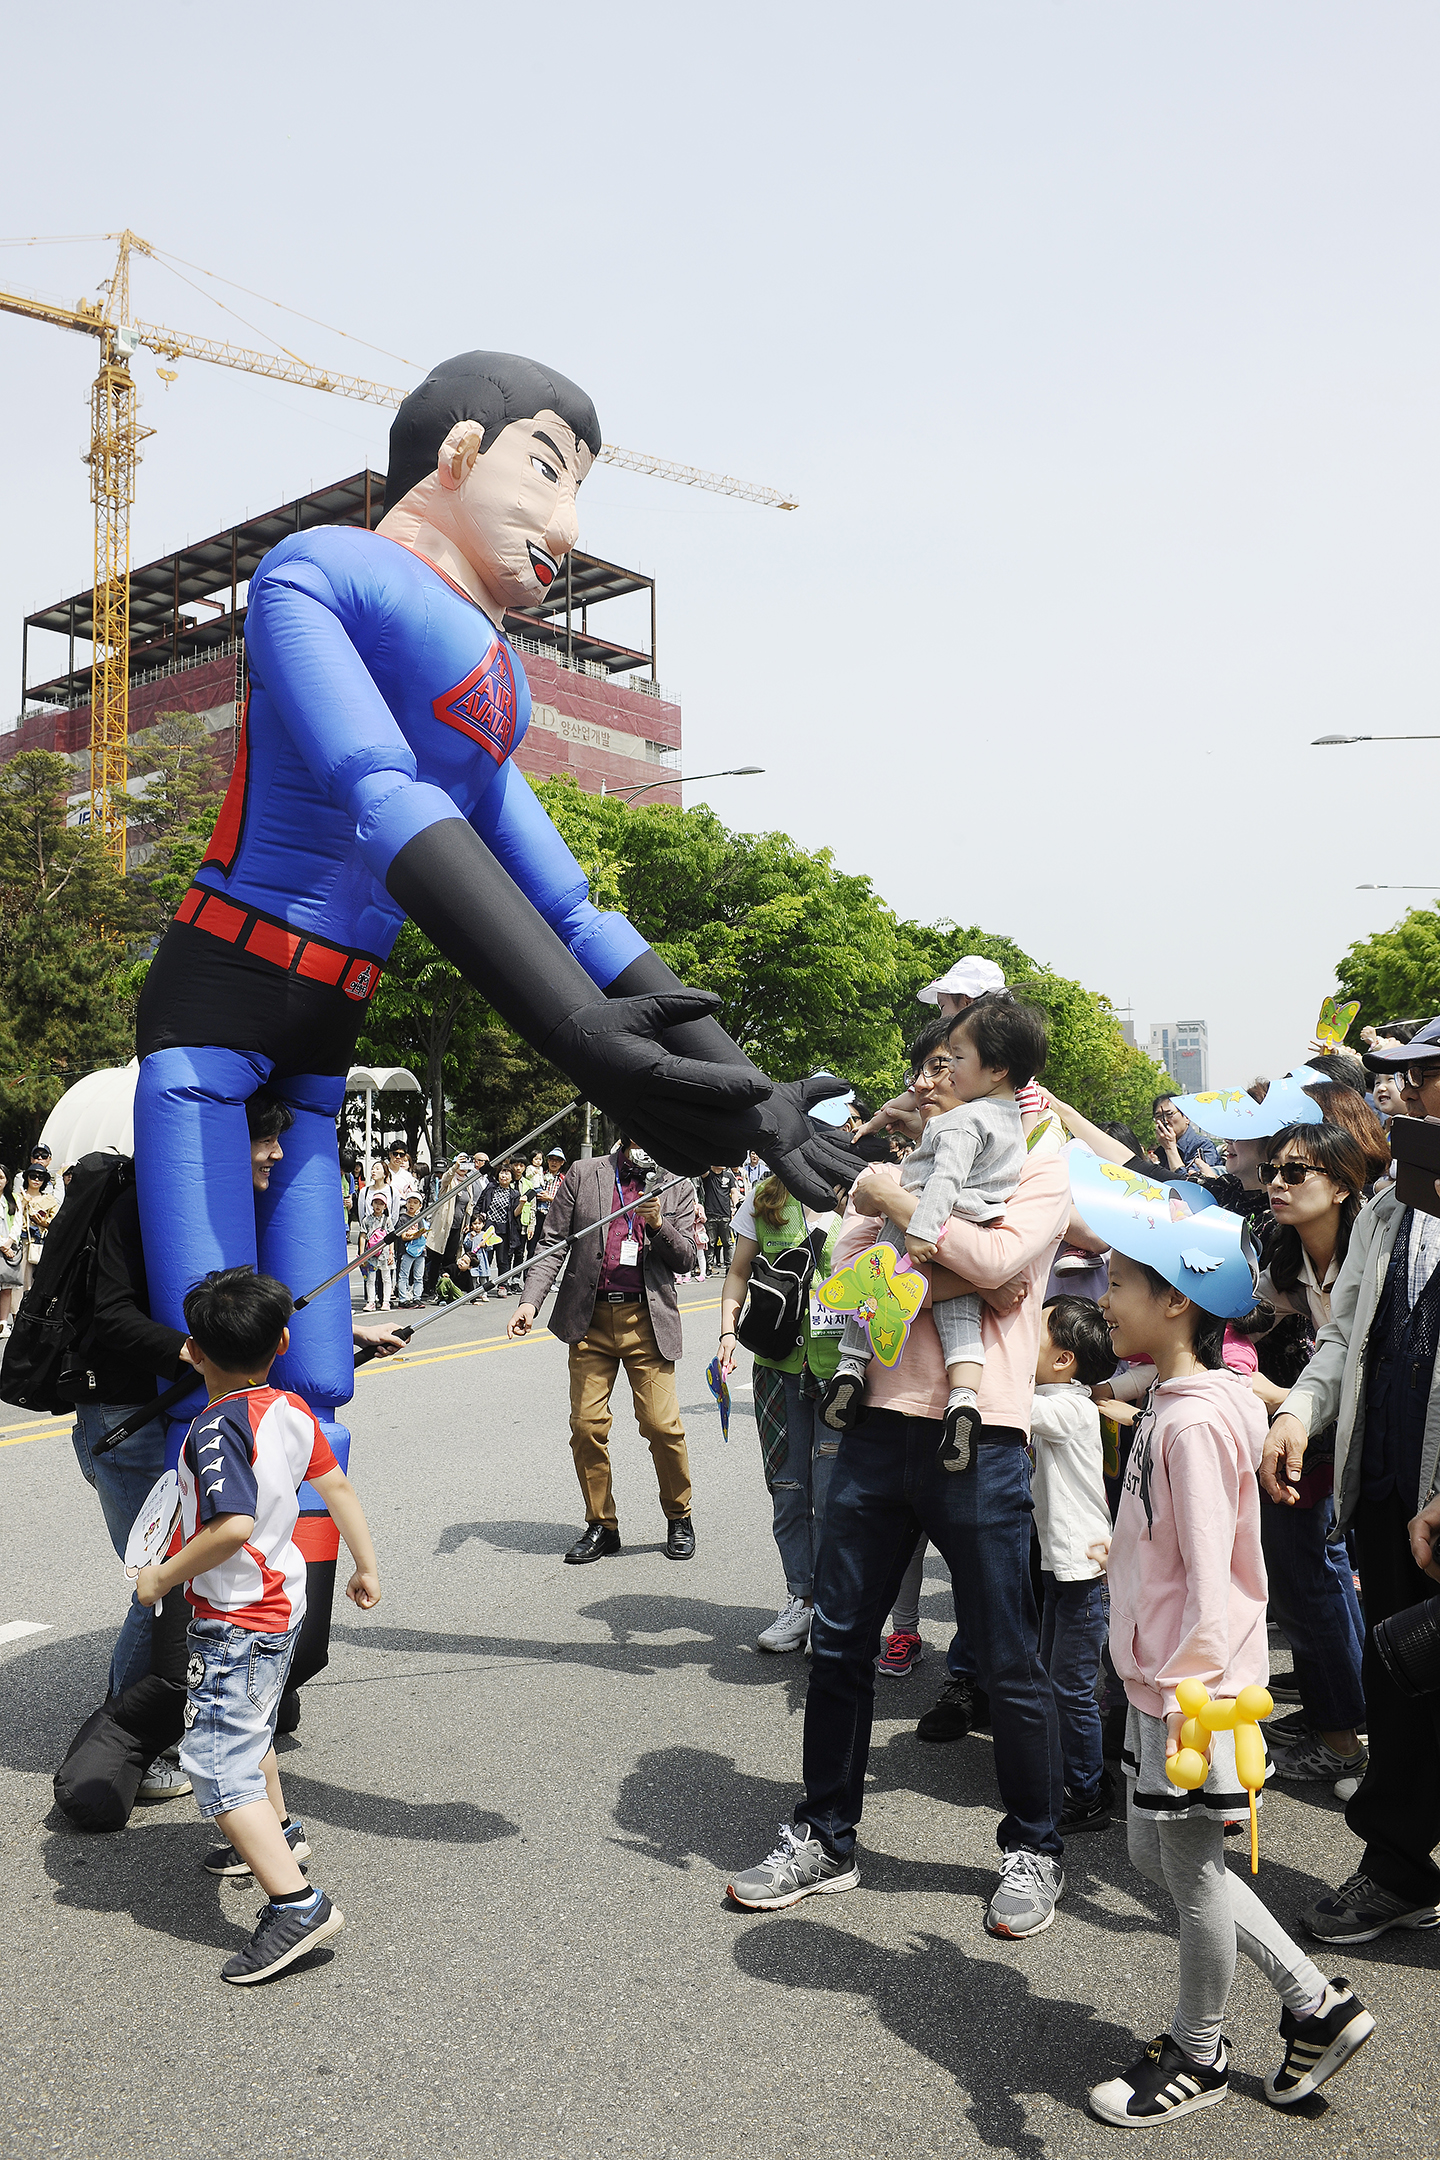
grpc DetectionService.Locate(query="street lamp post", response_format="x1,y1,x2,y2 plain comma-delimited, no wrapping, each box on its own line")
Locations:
599,764,765,804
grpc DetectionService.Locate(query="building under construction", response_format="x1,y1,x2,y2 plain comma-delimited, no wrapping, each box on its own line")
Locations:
5,469,682,812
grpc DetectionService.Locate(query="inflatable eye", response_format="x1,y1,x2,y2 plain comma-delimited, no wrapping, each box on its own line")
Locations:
531,456,559,484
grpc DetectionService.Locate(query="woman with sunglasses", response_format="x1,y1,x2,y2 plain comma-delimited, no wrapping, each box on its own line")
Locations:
1254,1122,1369,1799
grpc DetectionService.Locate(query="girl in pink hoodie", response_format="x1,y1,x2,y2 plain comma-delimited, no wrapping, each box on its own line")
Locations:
1087,1244,1373,2129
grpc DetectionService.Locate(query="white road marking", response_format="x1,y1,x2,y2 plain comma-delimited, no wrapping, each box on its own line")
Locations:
0,1620,52,1646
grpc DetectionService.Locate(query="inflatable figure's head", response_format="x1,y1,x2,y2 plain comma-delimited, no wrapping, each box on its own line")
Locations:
382,350,601,611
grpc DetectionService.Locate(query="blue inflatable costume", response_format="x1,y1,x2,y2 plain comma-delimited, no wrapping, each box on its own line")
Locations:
130,350,856,1703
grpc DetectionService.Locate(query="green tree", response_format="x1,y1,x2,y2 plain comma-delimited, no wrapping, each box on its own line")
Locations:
1335,907,1440,1035
0,751,139,1154
126,711,231,925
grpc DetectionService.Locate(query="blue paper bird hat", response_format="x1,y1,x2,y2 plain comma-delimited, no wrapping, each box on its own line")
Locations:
1067,1149,1259,1320
1169,1066,1325,1140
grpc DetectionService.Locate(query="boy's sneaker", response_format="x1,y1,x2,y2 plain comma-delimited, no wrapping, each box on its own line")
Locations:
1304,1871,1440,1944
1268,1731,1369,1797
726,1823,859,1910
985,1848,1063,1938
136,1755,193,1803
221,1891,344,1984
1088,2033,1229,2125
205,1816,312,1878
1058,1772,1114,1835
1264,1978,1374,2106
916,1672,986,1742
819,1370,865,1433
756,1596,811,1654
877,1630,923,1678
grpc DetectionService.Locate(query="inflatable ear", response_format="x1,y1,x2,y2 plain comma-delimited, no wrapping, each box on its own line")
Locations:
437,420,484,491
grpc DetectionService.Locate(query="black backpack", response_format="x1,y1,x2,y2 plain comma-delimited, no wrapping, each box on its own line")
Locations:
736,1242,815,1362
0,1151,133,1414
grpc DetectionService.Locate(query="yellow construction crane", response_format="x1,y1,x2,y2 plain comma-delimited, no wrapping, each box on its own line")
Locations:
0,230,797,872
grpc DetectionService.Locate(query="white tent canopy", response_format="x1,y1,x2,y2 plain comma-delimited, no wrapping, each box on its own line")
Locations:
346,1065,422,1176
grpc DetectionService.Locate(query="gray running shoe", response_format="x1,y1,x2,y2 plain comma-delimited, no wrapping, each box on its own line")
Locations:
1305,1872,1440,1945
756,1596,812,1654
985,1848,1064,1938
136,1756,192,1803
1268,1733,1368,1787
727,1823,859,1910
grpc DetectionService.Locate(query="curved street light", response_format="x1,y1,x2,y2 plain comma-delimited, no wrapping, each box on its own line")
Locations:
600,764,765,804
1313,733,1440,746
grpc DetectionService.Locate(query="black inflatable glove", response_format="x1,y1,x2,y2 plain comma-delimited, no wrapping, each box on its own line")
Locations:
384,821,771,1153
605,956,866,1207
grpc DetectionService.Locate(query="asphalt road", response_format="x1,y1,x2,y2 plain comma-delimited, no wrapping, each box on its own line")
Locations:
1,1277,1436,2160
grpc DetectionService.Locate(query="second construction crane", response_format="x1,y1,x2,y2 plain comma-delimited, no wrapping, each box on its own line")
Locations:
0,230,797,871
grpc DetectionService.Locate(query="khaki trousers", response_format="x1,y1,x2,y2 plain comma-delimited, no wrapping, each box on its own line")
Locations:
567,1299,692,1528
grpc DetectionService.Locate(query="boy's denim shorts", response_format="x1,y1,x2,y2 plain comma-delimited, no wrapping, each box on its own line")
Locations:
179,1613,301,1820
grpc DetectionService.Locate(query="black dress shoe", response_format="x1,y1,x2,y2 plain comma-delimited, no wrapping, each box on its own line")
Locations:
665,1515,696,1561
564,1523,621,1565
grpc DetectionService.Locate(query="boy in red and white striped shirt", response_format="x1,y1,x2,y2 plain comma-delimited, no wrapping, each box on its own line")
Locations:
136,1266,380,1985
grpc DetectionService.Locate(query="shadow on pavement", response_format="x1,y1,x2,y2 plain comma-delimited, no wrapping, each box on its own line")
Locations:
435,1518,582,1557
732,1916,1137,2160
280,1771,520,1848
0,1627,113,1774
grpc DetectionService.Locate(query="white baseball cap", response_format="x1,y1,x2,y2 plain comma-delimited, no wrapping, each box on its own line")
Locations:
917,956,1006,1005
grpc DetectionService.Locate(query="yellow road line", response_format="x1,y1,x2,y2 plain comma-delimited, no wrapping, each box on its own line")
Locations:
0,1420,69,1448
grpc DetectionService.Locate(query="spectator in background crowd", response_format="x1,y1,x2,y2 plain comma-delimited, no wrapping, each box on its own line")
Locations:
387,1144,421,1207
394,1194,428,1308
359,1191,394,1312
743,1149,766,1191
484,1165,524,1290
19,1165,56,1295
535,1148,565,1248
0,1164,22,1337
701,1163,742,1274
1152,1094,1223,1174
27,1141,53,1191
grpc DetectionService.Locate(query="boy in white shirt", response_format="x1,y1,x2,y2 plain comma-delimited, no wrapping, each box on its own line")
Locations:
1031,1294,1118,1835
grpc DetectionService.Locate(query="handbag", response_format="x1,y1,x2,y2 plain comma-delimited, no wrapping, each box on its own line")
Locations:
736,1243,814,1362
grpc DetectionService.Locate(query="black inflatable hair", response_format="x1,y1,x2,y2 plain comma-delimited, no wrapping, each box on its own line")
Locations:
385,350,603,511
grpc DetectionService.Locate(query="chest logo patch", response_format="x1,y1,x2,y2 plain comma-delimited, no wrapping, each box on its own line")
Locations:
433,640,518,765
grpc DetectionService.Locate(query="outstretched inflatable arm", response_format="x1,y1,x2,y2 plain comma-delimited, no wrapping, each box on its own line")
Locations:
246,554,855,1202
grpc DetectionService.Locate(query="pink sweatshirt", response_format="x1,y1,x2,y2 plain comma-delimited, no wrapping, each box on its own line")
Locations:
1107,1368,1269,1719
829,1147,1069,1433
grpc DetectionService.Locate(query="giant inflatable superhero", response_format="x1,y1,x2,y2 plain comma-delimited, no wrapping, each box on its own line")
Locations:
132,350,856,1690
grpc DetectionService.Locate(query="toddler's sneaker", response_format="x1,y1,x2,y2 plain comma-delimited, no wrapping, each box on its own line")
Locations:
205,1816,312,1878
1089,2033,1229,2125
819,1368,866,1433
877,1630,923,1678
221,1889,343,1984
938,1395,980,1474
756,1596,811,1654
1053,1243,1100,1275
1264,1978,1374,2106
727,1823,859,1910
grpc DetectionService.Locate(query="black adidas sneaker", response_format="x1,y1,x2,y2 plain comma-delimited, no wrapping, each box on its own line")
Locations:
1264,1978,1374,2106
1088,2033,1229,2126
204,1816,311,1877
221,1891,344,1984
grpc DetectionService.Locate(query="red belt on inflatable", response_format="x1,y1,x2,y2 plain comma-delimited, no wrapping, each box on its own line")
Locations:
174,884,384,1004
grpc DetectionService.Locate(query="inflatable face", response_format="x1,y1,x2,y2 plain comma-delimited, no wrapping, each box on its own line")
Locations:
382,410,592,615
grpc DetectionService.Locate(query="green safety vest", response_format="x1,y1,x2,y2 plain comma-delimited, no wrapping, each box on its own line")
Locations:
751,1199,845,1380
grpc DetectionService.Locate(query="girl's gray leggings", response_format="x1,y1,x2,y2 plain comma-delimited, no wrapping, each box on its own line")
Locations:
1127,1792,1327,2063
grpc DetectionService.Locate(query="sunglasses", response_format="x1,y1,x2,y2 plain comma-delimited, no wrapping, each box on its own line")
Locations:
1259,1160,1328,1188
1402,1063,1440,1090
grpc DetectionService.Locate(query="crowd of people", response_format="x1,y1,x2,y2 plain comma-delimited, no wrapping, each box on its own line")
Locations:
22,960,1440,2115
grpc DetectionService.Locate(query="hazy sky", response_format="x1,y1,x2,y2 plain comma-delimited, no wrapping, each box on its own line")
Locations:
3,3,1438,1087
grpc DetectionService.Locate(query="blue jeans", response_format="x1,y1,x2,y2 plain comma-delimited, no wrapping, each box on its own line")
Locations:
395,1247,426,1301
796,1409,1063,1860
770,1371,839,1600
1039,1571,1108,1801
71,1400,170,1697
1259,1487,1366,1731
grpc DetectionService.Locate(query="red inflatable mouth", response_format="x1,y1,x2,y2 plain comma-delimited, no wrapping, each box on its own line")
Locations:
527,542,557,588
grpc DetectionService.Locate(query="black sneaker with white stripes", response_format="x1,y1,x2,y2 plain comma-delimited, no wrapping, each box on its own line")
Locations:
221,1890,343,1985
204,1816,311,1877
1088,2033,1229,2126
1264,1978,1374,2107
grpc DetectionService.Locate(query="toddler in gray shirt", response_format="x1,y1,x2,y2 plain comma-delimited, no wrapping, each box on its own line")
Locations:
822,994,1047,1473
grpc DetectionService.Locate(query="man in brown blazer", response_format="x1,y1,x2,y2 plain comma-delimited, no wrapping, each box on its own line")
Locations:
509,1138,698,1563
